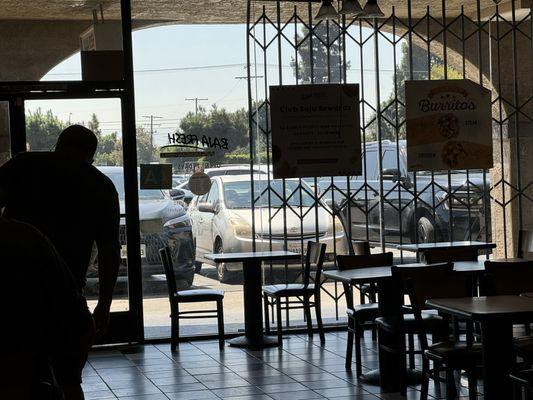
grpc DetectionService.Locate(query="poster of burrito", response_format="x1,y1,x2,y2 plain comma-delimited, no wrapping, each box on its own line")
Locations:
405,79,493,171
269,84,362,179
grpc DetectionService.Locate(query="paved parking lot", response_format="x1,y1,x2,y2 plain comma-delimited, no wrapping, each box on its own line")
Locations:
87,247,420,338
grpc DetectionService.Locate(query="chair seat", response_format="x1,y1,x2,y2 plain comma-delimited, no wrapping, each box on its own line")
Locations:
347,303,380,321
425,341,482,366
376,312,448,335
514,336,533,360
175,289,224,302
510,369,533,389
262,284,315,296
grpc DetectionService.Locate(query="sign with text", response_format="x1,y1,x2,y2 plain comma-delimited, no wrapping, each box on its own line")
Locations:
270,84,362,179
140,164,172,189
406,79,493,171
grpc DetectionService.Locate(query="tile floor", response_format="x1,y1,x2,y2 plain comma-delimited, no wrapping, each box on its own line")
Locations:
83,331,478,400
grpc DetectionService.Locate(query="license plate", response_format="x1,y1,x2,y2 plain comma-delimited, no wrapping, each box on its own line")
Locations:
287,243,303,254
120,244,146,259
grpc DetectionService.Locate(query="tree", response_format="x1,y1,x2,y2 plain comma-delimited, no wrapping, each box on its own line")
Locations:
26,108,66,151
365,42,463,141
290,23,349,84
179,105,249,166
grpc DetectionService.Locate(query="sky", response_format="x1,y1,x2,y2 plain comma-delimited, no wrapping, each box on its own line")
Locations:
27,23,402,146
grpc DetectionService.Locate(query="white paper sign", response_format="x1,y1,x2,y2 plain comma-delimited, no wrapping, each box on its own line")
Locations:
270,84,362,178
406,79,493,171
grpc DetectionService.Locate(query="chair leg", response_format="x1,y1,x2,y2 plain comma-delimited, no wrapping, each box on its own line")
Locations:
467,367,477,400
354,320,363,377
315,293,325,346
445,368,457,400
345,320,354,371
171,303,179,352
408,333,416,370
420,357,430,400
217,299,225,350
263,295,271,334
303,295,313,338
276,298,283,345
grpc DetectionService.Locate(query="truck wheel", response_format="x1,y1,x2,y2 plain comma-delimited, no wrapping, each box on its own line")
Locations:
417,216,436,243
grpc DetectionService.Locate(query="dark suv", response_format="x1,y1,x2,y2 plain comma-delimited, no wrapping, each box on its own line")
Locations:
317,140,490,245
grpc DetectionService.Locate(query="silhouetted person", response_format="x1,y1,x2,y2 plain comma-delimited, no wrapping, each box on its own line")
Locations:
0,125,120,399
0,217,94,400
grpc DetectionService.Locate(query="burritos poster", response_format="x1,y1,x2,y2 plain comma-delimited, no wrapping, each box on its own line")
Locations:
405,79,493,171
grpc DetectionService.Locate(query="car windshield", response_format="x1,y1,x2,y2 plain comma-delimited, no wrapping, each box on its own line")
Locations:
223,180,315,209
106,172,166,200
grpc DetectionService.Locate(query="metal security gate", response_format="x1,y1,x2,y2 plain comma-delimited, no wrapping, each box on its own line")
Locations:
246,0,533,321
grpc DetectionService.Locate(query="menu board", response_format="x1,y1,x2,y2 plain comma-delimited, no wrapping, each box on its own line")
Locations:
406,79,493,171
270,84,362,179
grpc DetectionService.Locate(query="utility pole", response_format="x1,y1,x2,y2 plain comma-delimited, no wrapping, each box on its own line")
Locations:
185,97,208,115
142,115,162,162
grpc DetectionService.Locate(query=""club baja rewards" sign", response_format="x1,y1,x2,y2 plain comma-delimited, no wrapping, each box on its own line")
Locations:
405,79,493,171
269,84,362,179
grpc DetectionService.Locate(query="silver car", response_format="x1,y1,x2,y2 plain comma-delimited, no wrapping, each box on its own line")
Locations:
189,175,349,282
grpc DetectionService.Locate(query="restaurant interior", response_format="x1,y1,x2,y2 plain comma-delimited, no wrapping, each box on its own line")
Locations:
1,0,533,399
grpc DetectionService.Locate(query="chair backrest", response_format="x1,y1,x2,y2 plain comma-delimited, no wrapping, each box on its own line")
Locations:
336,252,393,309
482,260,533,295
159,247,178,302
423,247,478,264
303,241,327,289
392,263,471,350
518,230,533,259
392,263,471,311
337,252,393,271
352,240,371,256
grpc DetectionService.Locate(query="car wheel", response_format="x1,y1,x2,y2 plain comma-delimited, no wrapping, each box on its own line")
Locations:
417,216,436,243
214,240,237,283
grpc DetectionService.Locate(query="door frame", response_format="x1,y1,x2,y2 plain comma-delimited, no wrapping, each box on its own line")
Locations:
0,80,144,344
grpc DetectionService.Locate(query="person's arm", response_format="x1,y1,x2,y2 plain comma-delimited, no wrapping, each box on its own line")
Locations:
93,186,120,335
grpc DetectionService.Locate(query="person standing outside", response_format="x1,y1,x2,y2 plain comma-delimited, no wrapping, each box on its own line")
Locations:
0,125,120,399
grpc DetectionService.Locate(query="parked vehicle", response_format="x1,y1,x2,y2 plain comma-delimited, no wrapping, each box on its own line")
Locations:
189,175,349,282
88,167,195,289
169,181,194,206
317,140,490,245
204,164,268,177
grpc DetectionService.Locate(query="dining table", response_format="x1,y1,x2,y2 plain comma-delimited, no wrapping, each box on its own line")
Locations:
426,295,533,400
323,260,489,392
204,250,300,349
397,241,496,261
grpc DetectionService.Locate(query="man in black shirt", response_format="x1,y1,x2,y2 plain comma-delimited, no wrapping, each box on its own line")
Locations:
0,217,94,399
0,125,120,399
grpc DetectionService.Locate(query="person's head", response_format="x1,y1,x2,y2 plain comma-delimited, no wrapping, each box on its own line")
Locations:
55,125,98,164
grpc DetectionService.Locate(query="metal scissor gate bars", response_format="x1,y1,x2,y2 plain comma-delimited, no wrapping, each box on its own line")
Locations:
246,0,533,322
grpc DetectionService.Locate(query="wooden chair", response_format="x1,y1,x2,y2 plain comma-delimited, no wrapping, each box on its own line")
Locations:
423,246,479,264
392,263,480,400
351,240,377,305
482,259,533,355
510,369,533,399
262,241,327,346
336,252,393,375
159,247,225,351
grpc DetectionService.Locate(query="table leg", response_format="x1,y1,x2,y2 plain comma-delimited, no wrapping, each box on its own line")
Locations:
480,320,513,400
375,279,407,393
228,259,279,348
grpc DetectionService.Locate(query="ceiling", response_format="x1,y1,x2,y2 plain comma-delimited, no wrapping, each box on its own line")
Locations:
0,1,510,23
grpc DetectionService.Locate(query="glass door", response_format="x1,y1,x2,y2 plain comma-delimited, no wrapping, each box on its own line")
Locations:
4,94,142,343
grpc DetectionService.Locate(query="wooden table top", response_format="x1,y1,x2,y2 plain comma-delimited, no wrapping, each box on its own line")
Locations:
323,260,487,284
204,251,301,263
426,295,533,321
397,241,496,252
